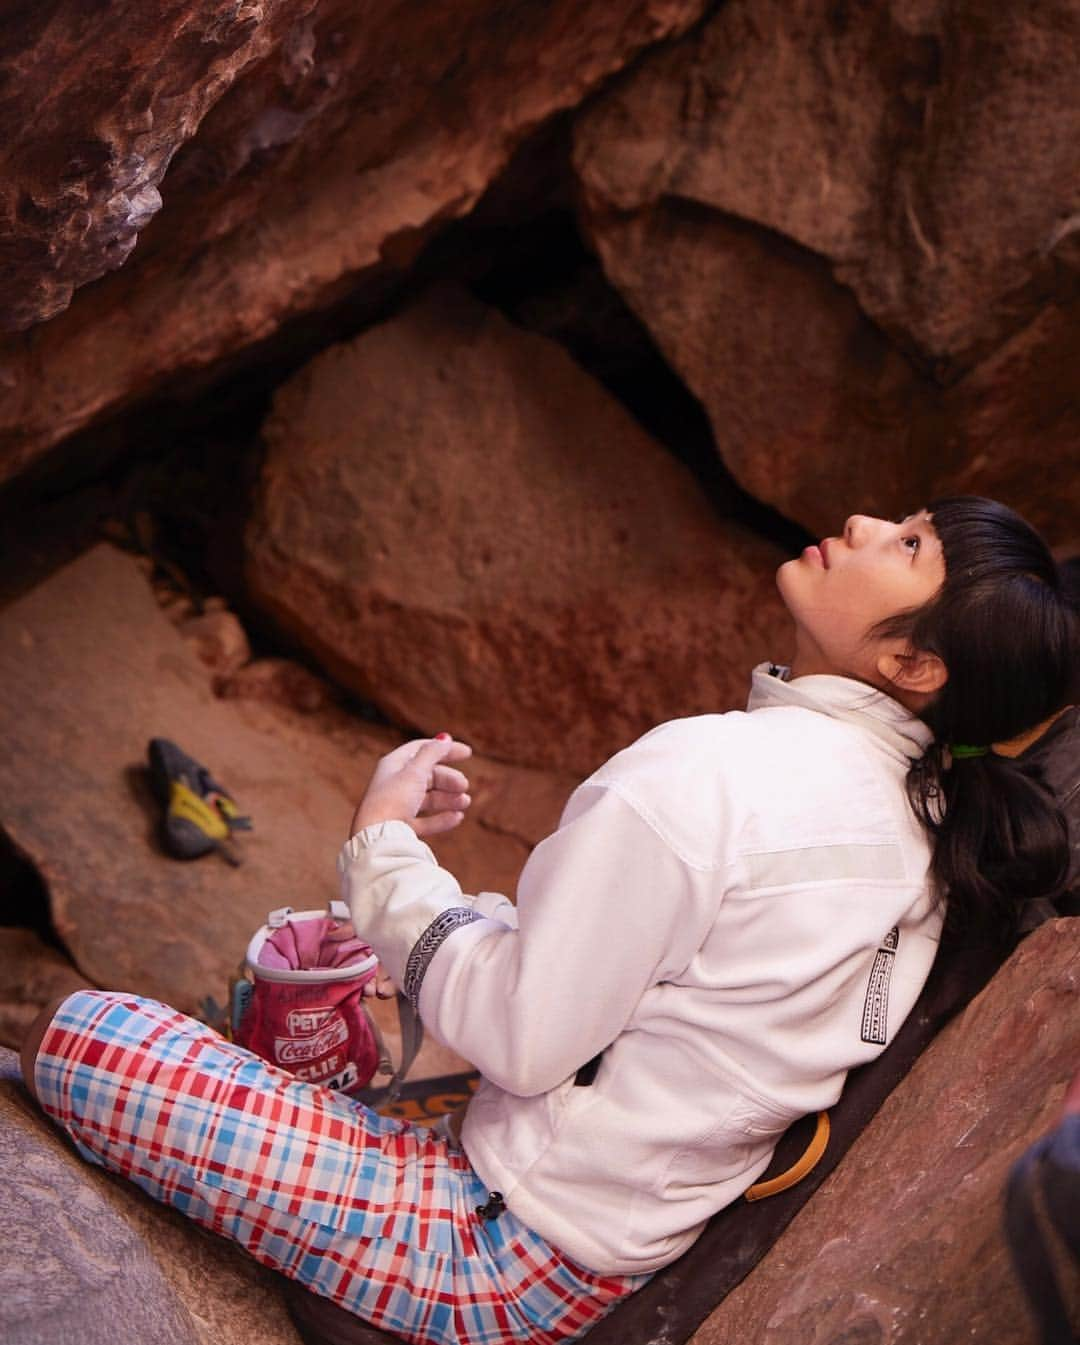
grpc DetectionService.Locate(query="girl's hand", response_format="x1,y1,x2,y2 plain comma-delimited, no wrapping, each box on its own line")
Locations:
324,918,397,997
349,734,473,840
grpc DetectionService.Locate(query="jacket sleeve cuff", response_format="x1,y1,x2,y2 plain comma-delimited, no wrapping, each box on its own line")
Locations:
336,825,517,925
338,818,438,866
336,820,514,1001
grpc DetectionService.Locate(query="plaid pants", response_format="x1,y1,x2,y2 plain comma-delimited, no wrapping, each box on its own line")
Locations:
34,991,648,1345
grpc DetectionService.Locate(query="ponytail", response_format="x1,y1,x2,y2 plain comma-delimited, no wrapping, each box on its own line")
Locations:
908,744,1070,945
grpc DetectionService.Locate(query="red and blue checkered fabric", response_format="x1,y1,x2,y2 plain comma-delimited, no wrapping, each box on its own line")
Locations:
34,991,646,1345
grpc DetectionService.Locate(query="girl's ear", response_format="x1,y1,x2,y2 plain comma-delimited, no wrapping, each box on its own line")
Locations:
876,645,948,697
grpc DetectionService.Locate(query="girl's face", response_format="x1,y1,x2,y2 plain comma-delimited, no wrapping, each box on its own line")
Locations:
776,511,946,689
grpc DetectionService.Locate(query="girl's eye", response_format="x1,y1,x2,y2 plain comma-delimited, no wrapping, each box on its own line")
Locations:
901,535,921,556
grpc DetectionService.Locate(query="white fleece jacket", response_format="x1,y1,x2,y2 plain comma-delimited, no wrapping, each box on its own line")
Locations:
338,665,942,1274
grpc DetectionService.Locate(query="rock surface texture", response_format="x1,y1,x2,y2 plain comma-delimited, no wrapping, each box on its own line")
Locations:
569,199,942,536
0,0,315,333
246,286,790,775
0,543,573,1033
0,928,91,1050
575,0,1080,369
0,0,708,481
0,1048,300,1345
691,917,1080,1345
574,0,1080,539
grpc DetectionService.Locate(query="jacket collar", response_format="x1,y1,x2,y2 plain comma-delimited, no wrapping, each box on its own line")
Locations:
746,662,933,764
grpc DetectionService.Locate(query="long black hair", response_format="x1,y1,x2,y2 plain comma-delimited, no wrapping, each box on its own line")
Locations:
877,497,1077,945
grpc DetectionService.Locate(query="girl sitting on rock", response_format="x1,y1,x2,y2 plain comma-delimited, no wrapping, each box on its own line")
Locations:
21,496,1077,1345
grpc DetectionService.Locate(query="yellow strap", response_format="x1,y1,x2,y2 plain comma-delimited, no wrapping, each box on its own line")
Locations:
213,793,241,820
169,780,229,840
744,1111,831,1202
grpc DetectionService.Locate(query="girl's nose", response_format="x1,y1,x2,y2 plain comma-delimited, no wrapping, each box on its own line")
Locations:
844,514,891,546
844,514,872,545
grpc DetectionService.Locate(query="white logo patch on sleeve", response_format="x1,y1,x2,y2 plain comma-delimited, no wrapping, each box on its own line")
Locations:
861,926,899,1045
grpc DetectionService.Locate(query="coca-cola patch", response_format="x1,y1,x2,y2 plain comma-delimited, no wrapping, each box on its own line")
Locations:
274,1012,349,1065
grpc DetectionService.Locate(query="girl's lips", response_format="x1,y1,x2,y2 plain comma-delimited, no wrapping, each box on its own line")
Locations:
802,543,825,567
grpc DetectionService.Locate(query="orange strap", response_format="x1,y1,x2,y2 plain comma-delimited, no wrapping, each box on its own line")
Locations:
744,1110,831,1202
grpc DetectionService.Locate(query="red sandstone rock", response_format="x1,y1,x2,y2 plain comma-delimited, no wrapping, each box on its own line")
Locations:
0,0,315,335
0,544,571,1037
574,2,1080,541
690,918,1080,1345
572,201,942,538
245,287,791,775
937,299,1080,544
0,0,708,485
574,0,1080,373
218,656,336,714
177,608,251,678
0,929,91,1051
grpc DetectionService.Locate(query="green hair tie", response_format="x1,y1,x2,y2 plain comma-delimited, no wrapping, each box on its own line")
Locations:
950,744,989,759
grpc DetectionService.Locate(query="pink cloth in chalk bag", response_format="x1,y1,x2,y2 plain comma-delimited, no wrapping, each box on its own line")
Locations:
234,911,383,1094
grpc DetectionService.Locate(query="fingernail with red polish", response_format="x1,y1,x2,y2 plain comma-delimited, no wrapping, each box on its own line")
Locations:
436,732,450,741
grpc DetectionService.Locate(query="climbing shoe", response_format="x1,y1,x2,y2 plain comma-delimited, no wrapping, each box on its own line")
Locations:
148,737,252,865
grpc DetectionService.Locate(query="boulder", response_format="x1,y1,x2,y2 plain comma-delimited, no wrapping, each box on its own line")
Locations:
0,1047,299,1345
936,297,1080,544
573,0,1080,372
0,0,313,334
573,1,1080,543
0,544,573,1048
0,0,708,485
691,917,1080,1345
245,286,791,775
570,200,941,538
